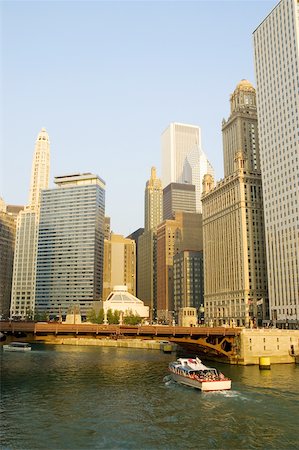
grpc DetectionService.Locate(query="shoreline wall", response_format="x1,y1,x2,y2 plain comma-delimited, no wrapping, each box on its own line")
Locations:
34,336,164,351
238,329,299,365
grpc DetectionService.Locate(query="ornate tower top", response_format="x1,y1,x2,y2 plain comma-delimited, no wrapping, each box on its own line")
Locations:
144,167,163,231
147,166,162,190
202,173,215,195
230,79,256,114
28,128,50,208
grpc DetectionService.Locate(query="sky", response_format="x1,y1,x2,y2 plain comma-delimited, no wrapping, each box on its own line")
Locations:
1,0,277,236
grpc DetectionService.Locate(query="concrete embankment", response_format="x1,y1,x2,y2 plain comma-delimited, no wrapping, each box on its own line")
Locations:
33,336,169,351
238,329,299,365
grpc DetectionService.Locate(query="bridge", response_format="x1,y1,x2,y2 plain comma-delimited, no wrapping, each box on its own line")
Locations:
0,321,241,363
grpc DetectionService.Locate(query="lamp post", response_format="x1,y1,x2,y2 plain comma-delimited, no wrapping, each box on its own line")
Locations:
199,304,205,325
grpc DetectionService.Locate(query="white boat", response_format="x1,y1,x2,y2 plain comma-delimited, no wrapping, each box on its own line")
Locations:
169,357,231,392
3,342,31,352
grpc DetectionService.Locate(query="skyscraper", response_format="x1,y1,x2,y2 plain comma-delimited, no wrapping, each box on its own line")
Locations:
156,211,203,322
173,250,204,321
0,199,18,318
202,81,268,327
127,227,144,298
161,122,214,212
28,128,51,208
35,173,105,318
163,182,196,220
144,167,163,232
10,129,50,319
104,217,111,240
103,233,136,301
222,80,260,177
253,0,299,328
138,167,163,318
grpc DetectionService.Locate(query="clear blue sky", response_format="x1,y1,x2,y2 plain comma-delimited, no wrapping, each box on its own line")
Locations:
1,0,277,236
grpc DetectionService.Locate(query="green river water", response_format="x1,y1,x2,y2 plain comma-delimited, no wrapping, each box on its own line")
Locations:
1,344,298,449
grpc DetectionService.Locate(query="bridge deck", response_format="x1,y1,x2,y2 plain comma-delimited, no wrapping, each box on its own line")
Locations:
0,322,241,337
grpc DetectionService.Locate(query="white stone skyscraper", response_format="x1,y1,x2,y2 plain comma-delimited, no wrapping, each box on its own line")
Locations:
161,122,214,213
10,129,50,319
253,0,299,328
28,128,51,208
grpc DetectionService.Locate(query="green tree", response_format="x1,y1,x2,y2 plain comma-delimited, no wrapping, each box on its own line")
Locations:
97,308,104,324
87,309,97,323
107,309,120,324
123,310,141,325
113,310,120,324
34,311,48,322
87,308,104,324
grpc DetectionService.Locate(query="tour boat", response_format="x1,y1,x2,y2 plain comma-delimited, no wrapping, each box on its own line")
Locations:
3,342,31,352
169,357,231,392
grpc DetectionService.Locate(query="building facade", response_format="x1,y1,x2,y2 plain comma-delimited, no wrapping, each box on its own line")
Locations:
202,81,268,327
202,167,268,327
144,167,163,231
35,173,105,318
138,167,163,318
161,122,214,212
0,200,18,318
156,211,203,322
10,128,50,319
103,233,136,301
104,217,111,240
163,182,196,220
127,227,144,298
173,250,204,322
253,0,299,328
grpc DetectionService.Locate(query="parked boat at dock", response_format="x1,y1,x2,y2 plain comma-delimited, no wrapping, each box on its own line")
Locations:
3,342,31,352
169,357,231,391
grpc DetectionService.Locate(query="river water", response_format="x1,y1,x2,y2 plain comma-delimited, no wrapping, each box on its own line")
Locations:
1,344,298,449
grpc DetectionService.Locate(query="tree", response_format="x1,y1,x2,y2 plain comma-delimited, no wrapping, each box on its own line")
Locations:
113,310,120,324
106,309,120,324
25,308,34,321
123,310,141,325
87,308,104,324
97,308,104,324
34,311,48,322
87,309,97,323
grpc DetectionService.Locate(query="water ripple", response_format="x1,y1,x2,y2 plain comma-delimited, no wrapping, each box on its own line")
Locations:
1,345,299,450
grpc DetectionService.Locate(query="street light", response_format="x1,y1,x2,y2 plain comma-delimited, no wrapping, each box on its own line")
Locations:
199,304,204,325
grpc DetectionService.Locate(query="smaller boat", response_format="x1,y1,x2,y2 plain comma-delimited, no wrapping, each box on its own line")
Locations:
3,342,31,352
169,357,231,392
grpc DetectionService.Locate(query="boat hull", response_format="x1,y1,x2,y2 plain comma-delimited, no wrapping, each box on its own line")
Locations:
3,345,31,352
170,372,231,391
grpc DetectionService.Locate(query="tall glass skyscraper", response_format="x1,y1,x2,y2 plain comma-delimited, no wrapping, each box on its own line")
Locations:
161,122,214,213
253,0,299,328
35,173,105,318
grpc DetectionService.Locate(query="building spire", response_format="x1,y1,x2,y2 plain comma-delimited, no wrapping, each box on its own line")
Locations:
28,128,50,208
